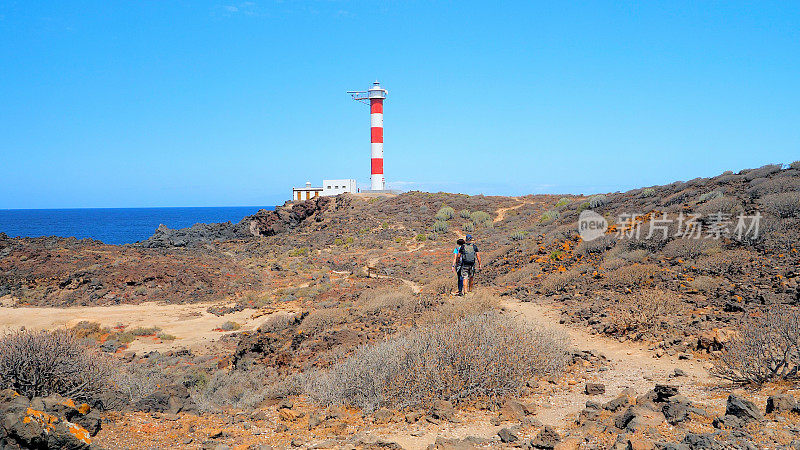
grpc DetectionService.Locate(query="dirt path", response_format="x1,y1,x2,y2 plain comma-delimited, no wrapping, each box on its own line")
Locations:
0,302,292,354
372,298,724,449
501,299,723,425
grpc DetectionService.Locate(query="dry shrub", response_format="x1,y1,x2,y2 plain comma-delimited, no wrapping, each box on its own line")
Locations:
606,264,659,287
696,196,744,217
540,269,577,294
609,289,685,331
662,238,718,259
688,275,723,293
694,249,754,274
747,176,800,198
0,329,110,401
743,164,782,181
298,308,348,335
305,312,569,411
714,305,800,384
760,192,800,218
191,368,303,412
574,234,616,256
497,262,541,285
420,291,500,325
355,287,417,319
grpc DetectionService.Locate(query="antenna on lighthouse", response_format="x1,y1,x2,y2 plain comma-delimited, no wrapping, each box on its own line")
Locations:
347,80,387,191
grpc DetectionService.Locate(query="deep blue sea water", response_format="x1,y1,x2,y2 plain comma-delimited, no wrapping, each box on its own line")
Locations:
0,206,275,245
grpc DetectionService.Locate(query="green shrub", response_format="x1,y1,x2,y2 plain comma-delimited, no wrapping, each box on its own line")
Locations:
433,221,449,233
130,326,161,336
463,222,475,232
459,209,471,219
641,188,655,198
588,194,607,208
346,236,354,244
334,238,344,246
540,210,560,223
555,197,570,207
577,202,591,213
220,321,241,331
436,206,455,220
510,231,526,241
470,211,491,225
698,190,723,203
289,247,309,257
156,332,176,341
415,234,427,242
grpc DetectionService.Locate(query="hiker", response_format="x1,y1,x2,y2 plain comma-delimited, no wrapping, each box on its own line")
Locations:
452,238,466,295
452,234,481,295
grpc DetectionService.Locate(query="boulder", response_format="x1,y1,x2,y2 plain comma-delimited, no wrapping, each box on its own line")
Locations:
653,384,679,403
431,400,456,422
497,427,518,443
766,394,798,414
725,394,763,423
585,383,606,395
530,426,561,449
498,399,536,421
0,390,101,450
134,384,197,414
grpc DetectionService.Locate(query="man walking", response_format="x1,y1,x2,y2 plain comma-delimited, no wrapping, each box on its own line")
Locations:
452,234,481,295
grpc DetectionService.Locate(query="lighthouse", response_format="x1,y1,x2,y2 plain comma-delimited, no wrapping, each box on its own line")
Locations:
348,81,388,191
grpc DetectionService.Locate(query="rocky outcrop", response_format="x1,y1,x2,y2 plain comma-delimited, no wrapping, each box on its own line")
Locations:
133,384,197,414
0,389,103,450
136,196,334,248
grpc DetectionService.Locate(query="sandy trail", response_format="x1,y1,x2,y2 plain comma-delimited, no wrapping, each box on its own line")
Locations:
375,298,723,449
502,300,723,425
0,302,288,353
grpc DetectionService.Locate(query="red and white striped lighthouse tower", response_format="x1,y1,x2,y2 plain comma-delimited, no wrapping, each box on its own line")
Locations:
349,80,388,191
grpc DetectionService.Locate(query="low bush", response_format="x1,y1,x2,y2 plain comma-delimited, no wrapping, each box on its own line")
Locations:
589,194,607,208
747,177,800,199
192,368,303,412
509,230,526,241
606,263,659,287
609,290,685,331
540,269,576,294
792,161,800,170
641,188,656,198
436,206,455,220
575,234,615,255
129,326,161,336
220,321,241,331
760,192,800,218
697,190,723,203
662,238,712,259
743,164,782,181
555,197,570,207
539,210,560,223
306,312,569,411
463,221,475,232
0,329,110,401
459,209,471,219
714,305,800,384
470,211,491,225
433,221,449,233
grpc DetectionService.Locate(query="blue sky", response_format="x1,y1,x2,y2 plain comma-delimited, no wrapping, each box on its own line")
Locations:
1,1,798,208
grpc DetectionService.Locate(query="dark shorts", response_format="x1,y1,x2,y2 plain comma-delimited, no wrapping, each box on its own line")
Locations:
458,264,475,279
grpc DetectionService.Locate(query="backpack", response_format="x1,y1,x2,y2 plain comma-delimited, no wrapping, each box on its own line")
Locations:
459,244,477,266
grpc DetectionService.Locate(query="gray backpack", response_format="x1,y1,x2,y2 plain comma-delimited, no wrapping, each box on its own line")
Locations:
459,244,476,265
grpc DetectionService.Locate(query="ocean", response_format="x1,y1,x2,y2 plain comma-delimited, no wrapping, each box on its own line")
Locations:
0,206,274,245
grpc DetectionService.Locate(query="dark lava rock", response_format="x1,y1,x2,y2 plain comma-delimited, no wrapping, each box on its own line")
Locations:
134,384,197,414
497,427,518,443
653,384,679,402
0,390,102,449
585,383,606,395
530,426,561,449
725,394,763,423
766,394,798,414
